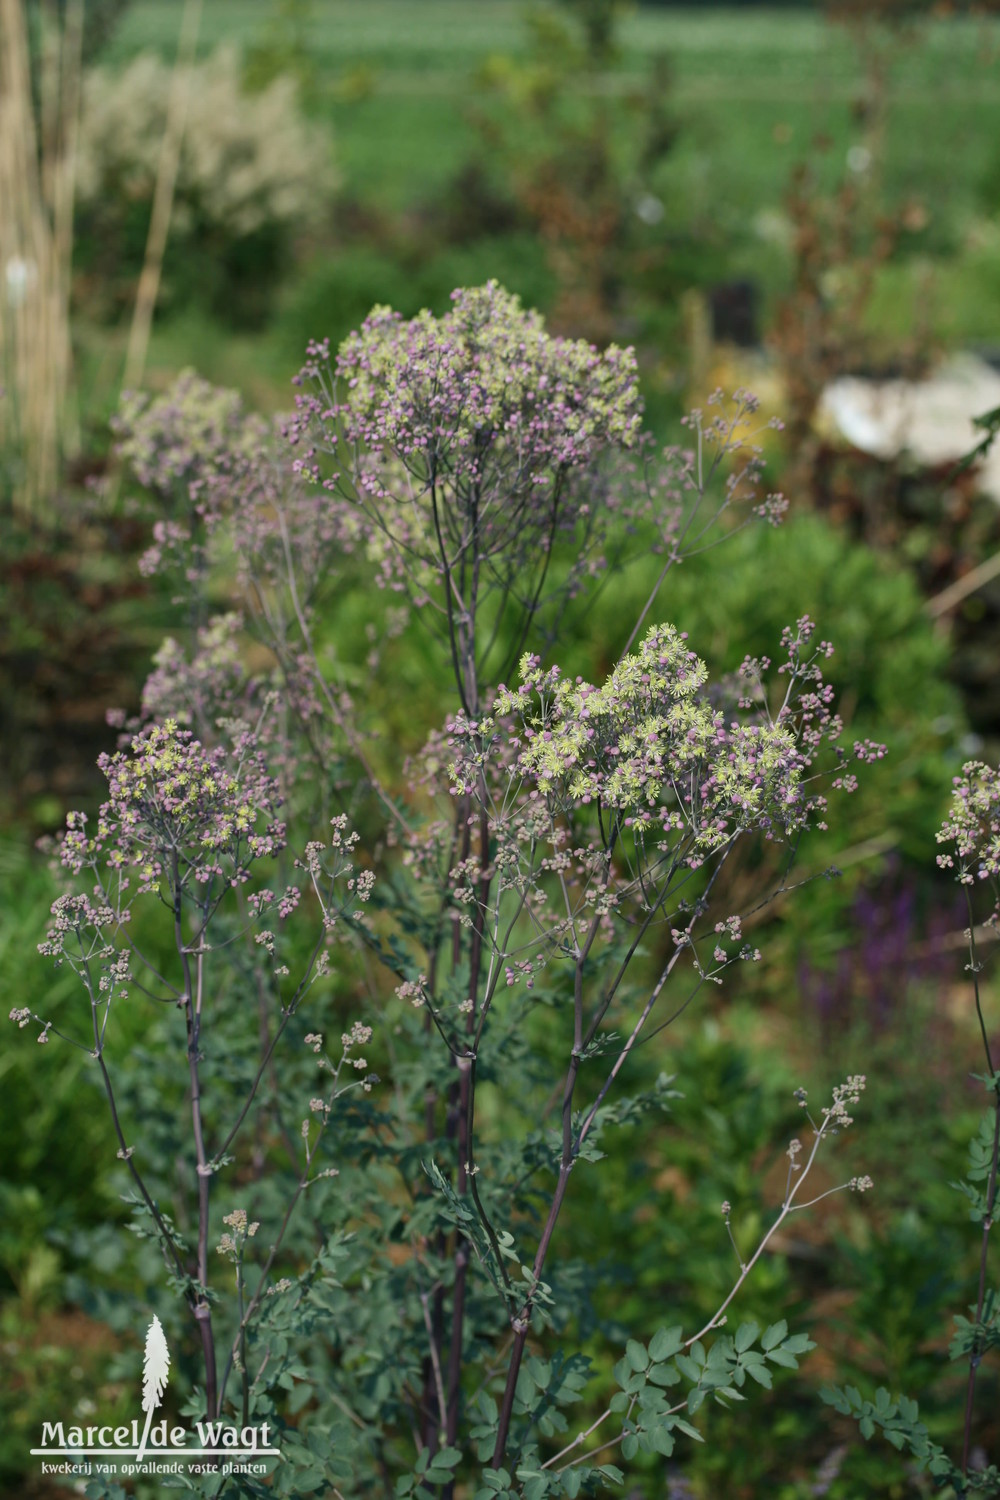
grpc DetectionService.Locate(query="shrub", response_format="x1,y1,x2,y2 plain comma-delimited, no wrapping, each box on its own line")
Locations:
20,286,975,1500
74,46,337,325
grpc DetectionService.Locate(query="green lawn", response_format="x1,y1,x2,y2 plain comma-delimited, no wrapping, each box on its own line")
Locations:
86,0,1000,395
107,2,1000,219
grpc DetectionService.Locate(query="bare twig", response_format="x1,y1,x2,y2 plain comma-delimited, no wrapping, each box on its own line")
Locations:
122,0,202,393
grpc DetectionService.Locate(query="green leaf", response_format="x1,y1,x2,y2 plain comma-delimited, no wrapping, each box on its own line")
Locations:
476,1393,499,1425
859,1415,875,1441
625,1339,648,1372
638,1387,667,1417
780,1333,814,1356
761,1319,788,1351
705,1338,735,1375
562,1472,582,1499
621,1433,639,1461
765,1348,800,1369
480,1469,511,1493
650,1425,675,1457
648,1326,683,1362
675,1354,702,1383
291,1471,326,1491
670,1417,705,1443
735,1321,760,1353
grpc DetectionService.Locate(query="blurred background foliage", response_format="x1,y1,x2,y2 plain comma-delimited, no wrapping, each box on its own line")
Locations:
2,0,1000,1495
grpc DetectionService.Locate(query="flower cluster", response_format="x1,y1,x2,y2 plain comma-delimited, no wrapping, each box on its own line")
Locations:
936,760,1000,919
288,282,643,616
483,624,813,851
36,891,118,958
57,720,285,894
217,1207,259,1262
289,816,373,943
341,1020,372,1047
141,613,245,719
116,370,364,616
822,1075,867,1132
328,280,641,467
394,975,429,1008
116,372,265,510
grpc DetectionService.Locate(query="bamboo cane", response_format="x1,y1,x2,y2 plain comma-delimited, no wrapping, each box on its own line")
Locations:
122,0,203,395
0,0,82,518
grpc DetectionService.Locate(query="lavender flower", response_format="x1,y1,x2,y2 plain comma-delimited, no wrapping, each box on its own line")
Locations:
56,719,285,896
289,282,644,700
937,760,1000,920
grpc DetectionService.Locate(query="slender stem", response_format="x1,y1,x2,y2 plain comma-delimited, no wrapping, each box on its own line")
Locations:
218,1058,364,1411
217,1167,313,1411
274,503,410,832
500,473,564,683
237,1257,249,1430
420,1288,449,1446
492,1158,576,1468
419,805,464,1453
960,1091,999,1477
87,987,189,1288
965,890,995,1077
122,0,202,392
175,861,218,1419
444,790,491,1457
683,1127,827,1352
575,944,684,1156
211,926,327,1165
428,466,469,716
438,478,490,1480
960,895,999,1476
543,1402,615,1471
492,856,719,1469
548,1116,836,1473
